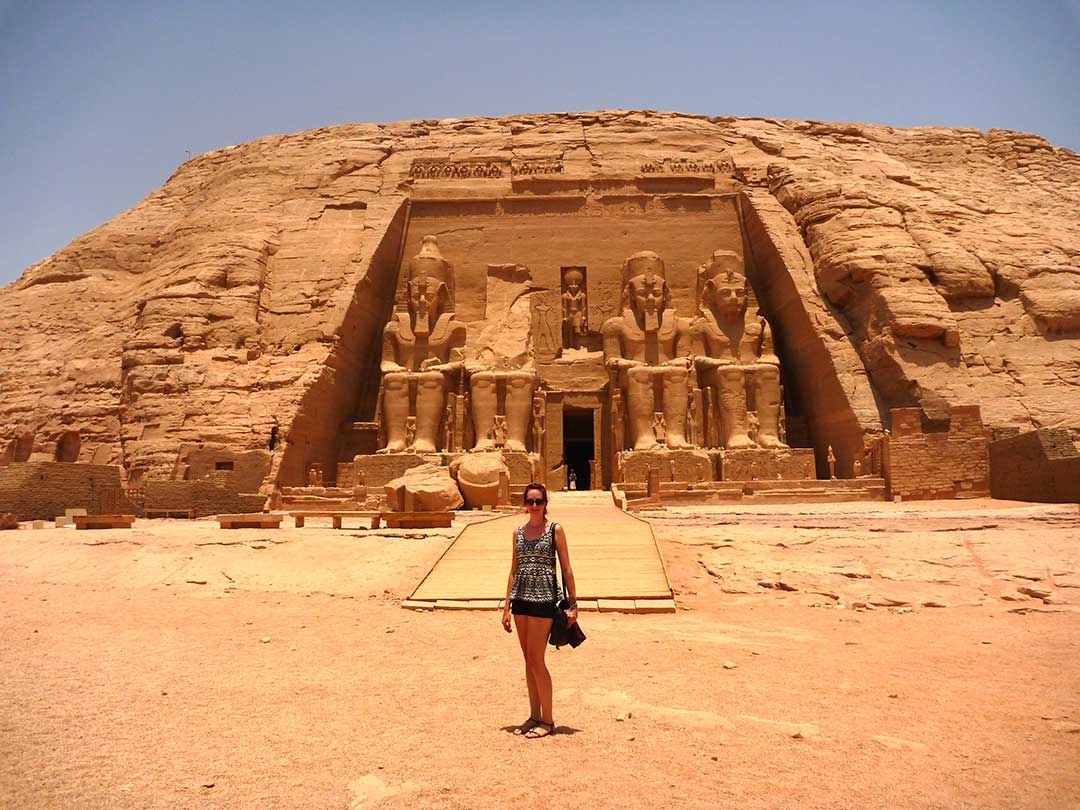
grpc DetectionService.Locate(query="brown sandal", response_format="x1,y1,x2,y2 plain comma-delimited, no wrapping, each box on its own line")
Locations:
524,721,555,739
513,718,541,736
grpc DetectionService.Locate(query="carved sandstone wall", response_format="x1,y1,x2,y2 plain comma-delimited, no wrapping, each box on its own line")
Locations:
1,111,1077,490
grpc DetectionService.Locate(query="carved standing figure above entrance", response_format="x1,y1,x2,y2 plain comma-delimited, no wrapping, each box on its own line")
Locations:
561,267,588,350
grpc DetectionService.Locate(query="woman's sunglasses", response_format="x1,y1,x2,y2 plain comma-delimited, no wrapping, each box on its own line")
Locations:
524,498,546,506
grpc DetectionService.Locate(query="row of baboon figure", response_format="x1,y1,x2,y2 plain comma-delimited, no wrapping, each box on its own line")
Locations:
379,237,786,455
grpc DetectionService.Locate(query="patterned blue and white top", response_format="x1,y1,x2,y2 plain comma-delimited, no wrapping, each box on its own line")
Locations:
510,521,558,604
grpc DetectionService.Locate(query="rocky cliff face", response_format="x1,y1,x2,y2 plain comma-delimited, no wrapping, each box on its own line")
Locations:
1,111,1077,487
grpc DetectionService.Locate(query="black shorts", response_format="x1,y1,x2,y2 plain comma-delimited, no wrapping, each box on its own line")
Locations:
510,599,557,619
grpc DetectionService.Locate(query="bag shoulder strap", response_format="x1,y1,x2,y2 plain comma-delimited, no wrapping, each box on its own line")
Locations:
551,522,568,602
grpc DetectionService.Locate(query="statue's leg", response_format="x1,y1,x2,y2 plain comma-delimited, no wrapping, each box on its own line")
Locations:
662,367,691,448
626,366,657,451
470,371,497,451
718,367,753,449
753,364,788,448
380,373,409,453
413,371,446,453
504,372,536,452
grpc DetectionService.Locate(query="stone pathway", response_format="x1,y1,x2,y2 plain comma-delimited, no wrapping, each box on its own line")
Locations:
404,490,675,612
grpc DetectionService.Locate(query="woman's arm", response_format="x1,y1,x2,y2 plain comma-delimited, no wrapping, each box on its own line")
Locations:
501,529,517,632
554,524,579,624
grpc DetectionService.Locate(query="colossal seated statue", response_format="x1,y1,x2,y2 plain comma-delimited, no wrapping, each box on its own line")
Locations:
602,251,692,451
379,236,467,453
690,250,787,449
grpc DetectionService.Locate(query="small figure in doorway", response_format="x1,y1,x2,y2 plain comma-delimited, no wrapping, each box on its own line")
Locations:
568,469,578,491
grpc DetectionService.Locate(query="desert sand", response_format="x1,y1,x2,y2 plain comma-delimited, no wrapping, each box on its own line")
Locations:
2,497,1078,809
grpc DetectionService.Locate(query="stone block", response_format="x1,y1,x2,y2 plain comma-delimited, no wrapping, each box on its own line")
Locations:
618,448,713,484
383,463,463,512
354,453,428,488
718,448,815,481
635,598,677,613
597,598,637,613
381,511,454,529
217,513,281,529
450,453,510,509
433,600,476,610
74,515,135,530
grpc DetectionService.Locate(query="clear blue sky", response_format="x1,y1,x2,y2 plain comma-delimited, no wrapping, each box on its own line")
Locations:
2,0,1078,287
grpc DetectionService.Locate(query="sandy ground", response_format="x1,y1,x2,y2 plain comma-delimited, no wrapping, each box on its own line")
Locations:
1,498,1079,810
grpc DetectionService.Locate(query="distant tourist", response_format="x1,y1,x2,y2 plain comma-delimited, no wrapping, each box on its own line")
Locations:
568,470,577,490
501,482,578,738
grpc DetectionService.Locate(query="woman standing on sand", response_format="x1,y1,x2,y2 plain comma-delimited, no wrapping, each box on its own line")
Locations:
501,482,578,739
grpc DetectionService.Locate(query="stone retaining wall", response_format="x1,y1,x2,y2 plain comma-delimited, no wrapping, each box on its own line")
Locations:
0,462,123,520
989,429,1080,503
885,406,989,500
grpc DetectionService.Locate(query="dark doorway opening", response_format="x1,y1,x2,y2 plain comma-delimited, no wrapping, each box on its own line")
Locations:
563,408,594,491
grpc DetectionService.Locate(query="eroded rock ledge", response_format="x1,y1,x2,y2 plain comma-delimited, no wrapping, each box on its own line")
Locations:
1,110,1077,489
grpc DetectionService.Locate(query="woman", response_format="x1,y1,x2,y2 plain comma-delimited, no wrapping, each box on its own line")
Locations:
501,482,578,739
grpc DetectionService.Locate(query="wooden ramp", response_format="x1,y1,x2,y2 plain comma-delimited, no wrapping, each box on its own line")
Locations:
404,491,675,613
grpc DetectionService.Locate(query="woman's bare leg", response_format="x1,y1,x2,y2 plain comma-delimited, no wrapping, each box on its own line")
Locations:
524,616,555,728
514,614,541,724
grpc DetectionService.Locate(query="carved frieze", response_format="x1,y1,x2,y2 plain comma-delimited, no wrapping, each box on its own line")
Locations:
409,158,509,179
640,154,734,174
512,159,564,176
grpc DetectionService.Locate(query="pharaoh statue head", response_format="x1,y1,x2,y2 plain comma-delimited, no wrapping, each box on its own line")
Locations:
406,235,453,336
563,268,584,294
621,251,671,332
697,250,748,319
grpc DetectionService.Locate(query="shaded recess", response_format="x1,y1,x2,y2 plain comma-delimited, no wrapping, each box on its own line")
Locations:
12,434,33,463
275,199,409,486
55,430,81,463
563,408,595,490
739,194,868,477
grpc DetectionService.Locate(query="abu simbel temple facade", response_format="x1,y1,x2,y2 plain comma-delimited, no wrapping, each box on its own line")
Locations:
2,111,1079,518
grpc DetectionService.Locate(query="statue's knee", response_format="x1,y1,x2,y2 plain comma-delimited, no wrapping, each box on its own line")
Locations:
665,368,688,385
384,374,408,392
417,371,444,390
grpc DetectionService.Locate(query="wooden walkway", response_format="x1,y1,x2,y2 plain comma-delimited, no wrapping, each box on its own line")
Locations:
404,491,675,613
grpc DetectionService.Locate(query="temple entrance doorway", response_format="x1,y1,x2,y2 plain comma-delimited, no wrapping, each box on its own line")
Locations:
563,408,595,491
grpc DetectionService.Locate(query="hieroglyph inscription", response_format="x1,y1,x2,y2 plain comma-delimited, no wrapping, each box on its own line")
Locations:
640,155,734,174
409,159,509,179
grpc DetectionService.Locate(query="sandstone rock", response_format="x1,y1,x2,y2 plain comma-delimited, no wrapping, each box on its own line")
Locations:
1017,585,1052,600
0,111,1077,496
449,454,510,509
384,464,463,512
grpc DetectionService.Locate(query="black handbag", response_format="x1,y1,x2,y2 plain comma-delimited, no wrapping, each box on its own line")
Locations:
550,602,586,649
549,534,586,649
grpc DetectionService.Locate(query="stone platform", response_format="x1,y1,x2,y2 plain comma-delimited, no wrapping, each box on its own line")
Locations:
404,491,675,612
617,447,816,484
615,477,887,508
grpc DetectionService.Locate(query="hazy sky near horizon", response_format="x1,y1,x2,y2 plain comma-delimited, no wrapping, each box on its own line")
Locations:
1,0,1078,287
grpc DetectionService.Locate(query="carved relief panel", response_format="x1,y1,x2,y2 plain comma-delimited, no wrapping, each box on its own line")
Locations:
530,290,563,363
